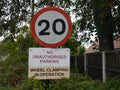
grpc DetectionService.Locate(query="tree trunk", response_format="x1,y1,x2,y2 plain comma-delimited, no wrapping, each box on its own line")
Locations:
92,0,114,51
10,13,18,42
31,0,34,18
98,29,114,51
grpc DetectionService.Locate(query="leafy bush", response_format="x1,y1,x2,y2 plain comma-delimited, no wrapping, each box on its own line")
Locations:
97,76,120,90
0,51,28,87
1,41,120,90
0,49,98,90
50,74,97,90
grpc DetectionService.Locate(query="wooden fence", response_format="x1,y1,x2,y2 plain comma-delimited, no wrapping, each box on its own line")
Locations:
70,50,120,82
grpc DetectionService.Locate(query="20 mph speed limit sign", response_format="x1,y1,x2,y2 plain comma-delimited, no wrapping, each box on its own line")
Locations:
31,6,72,48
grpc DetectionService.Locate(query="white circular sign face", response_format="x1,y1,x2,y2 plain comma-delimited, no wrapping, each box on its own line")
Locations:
31,7,72,48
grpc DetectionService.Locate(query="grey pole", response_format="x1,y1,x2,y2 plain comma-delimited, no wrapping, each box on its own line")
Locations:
84,54,88,75
102,51,106,82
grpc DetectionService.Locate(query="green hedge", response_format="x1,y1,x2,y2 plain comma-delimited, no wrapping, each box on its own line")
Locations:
0,44,120,90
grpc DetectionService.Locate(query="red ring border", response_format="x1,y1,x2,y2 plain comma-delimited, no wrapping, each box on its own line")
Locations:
30,6,72,48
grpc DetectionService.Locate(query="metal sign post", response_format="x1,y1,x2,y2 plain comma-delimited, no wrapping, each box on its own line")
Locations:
46,1,51,89
49,0,52,6
30,1,72,89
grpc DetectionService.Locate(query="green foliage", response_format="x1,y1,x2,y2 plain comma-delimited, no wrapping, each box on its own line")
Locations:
63,37,81,56
51,73,97,90
16,33,40,51
0,0,120,89
97,77,120,90
0,53,97,90
78,46,86,55
1,0,120,51
0,47,120,89
0,45,95,89
3,41,17,55
0,42,8,56
0,50,28,89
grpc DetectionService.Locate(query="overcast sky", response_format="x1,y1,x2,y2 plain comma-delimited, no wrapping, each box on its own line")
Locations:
0,36,4,41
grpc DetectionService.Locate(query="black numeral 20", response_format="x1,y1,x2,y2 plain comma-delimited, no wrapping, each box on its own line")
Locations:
38,19,66,35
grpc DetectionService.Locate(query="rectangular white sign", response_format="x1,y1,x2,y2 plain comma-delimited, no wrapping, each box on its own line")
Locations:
28,48,70,79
